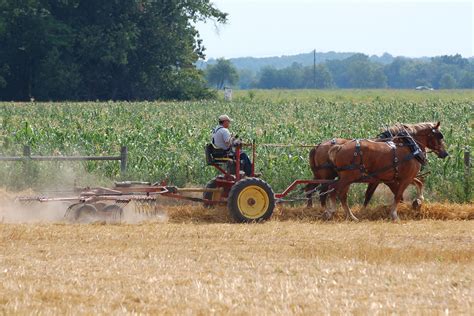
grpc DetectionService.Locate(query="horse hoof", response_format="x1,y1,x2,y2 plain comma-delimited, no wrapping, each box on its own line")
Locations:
322,211,333,221
412,199,422,210
346,215,359,222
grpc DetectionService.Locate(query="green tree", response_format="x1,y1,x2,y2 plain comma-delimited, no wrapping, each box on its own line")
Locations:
459,71,474,89
439,74,456,89
303,64,333,88
0,0,227,101
257,66,279,89
237,69,257,89
0,64,8,88
384,57,408,88
346,54,387,88
206,58,239,89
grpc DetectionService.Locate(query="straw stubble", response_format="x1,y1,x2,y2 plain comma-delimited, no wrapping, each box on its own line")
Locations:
1,220,472,314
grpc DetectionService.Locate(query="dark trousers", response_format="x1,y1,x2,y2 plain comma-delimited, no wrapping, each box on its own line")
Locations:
239,152,252,176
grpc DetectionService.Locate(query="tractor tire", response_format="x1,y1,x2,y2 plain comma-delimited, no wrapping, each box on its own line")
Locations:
203,178,222,208
227,178,275,223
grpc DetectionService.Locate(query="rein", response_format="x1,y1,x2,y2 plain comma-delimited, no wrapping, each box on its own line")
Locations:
258,143,317,148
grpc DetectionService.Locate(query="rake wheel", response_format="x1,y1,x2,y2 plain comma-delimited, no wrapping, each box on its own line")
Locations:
73,204,98,223
101,204,124,223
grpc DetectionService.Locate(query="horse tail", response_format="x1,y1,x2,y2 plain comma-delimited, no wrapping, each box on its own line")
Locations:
308,145,319,173
303,145,321,194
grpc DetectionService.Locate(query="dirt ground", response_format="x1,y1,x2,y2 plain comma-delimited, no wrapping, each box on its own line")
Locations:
1,206,473,314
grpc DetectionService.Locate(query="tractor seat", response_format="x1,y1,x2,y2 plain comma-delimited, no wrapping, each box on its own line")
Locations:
205,143,234,165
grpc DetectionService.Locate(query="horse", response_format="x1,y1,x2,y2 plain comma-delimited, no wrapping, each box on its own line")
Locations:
305,127,425,209
325,122,448,221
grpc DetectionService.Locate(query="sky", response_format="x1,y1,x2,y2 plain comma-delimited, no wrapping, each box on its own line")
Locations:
197,0,473,59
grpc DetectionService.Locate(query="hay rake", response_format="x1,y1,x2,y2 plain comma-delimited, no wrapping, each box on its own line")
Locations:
17,181,223,223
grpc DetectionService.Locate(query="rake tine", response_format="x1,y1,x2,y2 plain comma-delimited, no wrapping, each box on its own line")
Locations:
305,184,321,196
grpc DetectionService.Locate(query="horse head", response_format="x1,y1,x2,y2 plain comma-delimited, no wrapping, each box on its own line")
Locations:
383,122,448,159
414,122,448,159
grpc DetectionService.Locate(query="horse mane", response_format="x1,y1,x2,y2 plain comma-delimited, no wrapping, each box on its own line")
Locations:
380,122,436,138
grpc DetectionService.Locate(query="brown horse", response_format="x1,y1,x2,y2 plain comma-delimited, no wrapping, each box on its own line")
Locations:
325,122,448,221
305,130,424,209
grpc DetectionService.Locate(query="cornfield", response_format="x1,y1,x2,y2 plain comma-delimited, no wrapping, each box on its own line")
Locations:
0,90,473,314
0,89,472,202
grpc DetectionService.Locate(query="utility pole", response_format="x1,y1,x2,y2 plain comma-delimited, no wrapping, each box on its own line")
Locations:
313,49,316,89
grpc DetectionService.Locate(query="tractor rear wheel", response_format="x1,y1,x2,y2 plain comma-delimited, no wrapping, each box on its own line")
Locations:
227,178,275,223
203,178,222,208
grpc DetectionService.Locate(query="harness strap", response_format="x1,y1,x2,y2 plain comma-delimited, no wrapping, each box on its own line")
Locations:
337,138,425,183
313,162,334,170
337,139,366,174
359,150,423,182
387,141,399,180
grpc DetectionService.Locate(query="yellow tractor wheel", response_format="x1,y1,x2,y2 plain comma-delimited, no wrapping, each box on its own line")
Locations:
228,178,275,222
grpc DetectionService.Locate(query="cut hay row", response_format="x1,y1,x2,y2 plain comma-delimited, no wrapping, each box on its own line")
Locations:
164,203,474,223
1,187,473,224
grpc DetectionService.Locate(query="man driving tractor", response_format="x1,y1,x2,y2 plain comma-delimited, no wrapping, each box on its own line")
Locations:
211,114,252,176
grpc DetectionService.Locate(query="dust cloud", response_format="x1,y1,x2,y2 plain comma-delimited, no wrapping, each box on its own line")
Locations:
0,189,169,224
0,164,171,224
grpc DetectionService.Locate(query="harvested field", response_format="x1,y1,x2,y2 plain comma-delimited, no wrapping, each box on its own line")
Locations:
167,203,474,223
1,203,473,314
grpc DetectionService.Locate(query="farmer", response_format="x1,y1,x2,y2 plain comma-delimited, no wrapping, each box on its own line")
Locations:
211,114,252,176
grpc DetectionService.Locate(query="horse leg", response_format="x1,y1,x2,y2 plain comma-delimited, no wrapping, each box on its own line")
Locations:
363,182,379,208
338,183,359,221
322,185,337,220
387,181,410,221
306,196,313,208
305,186,314,208
411,178,424,210
319,184,328,209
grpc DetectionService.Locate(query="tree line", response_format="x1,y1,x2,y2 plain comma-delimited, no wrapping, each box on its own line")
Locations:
0,0,226,101
206,54,474,90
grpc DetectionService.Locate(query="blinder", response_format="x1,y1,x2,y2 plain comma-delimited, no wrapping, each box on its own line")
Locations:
431,129,444,140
